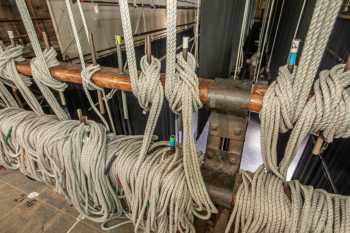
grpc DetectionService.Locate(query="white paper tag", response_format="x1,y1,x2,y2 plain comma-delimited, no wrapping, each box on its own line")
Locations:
27,192,39,199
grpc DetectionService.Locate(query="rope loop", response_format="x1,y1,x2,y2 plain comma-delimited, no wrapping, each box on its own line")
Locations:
30,47,67,92
0,45,24,76
81,64,103,91
263,64,350,178
137,55,162,112
261,66,294,133
168,52,202,113
0,45,25,74
43,47,60,68
312,64,350,141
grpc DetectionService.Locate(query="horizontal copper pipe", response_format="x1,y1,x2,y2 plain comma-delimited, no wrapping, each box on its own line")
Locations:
15,62,266,113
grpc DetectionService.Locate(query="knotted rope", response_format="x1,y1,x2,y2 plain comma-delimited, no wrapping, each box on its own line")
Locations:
0,45,43,114
16,0,69,120
118,0,217,230
280,65,350,175
260,0,344,178
118,0,164,162
80,64,112,132
64,0,115,133
165,0,217,218
226,0,349,232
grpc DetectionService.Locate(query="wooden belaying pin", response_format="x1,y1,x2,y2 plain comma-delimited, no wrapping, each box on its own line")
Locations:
145,35,152,64
77,108,83,122
42,31,50,49
6,31,25,108
77,108,88,124
89,32,98,65
182,37,189,62
115,35,124,74
115,35,132,134
89,32,106,115
7,31,15,47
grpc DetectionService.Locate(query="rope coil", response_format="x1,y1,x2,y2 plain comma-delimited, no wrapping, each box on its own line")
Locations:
0,107,208,233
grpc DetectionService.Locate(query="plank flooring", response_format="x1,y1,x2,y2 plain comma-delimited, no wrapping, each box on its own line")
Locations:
0,168,133,233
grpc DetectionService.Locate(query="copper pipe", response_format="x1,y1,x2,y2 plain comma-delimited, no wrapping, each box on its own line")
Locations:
15,62,266,113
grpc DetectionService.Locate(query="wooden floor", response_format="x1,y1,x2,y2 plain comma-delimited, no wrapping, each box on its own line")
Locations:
0,168,134,233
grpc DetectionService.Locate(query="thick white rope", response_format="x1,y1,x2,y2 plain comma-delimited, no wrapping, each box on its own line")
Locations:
164,0,217,219
64,0,115,133
225,167,350,233
0,45,43,114
0,107,203,233
118,0,164,163
0,76,18,108
260,0,343,178
16,0,69,120
226,0,347,232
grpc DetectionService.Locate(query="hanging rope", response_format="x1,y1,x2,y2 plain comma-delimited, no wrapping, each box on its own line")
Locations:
0,82,18,108
226,0,348,232
118,0,164,162
0,45,43,114
165,0,217,219
260,0,343,178
64,0,115,133
16,0,69,120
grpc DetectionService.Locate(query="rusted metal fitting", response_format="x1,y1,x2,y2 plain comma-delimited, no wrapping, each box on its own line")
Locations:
208,79,252,116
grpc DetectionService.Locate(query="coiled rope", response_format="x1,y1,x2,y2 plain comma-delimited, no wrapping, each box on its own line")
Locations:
261,0,344,178
226,167,350,233
226,0,349,232
165,0,217,218
0,107,202,233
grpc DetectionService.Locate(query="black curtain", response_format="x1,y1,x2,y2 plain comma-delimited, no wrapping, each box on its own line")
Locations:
198,0,247,79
